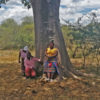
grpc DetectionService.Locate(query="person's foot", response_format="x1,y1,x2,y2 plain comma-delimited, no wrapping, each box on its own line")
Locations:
22,72,25,76
45,78,50,81
30,76,36,79
26,76,30,79
22,77,26,80
50,79,54,82
53,79,58,82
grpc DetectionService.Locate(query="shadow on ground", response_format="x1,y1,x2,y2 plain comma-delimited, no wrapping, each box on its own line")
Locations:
0,63,100,100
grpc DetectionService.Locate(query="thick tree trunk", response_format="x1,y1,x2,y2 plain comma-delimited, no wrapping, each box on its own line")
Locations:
30,0,74,77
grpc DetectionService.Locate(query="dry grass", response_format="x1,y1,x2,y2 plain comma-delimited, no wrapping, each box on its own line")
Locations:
0,50,100,100
0,50,35,63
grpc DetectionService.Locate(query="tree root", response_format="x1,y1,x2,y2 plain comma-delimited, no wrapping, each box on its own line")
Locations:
70,67,96,78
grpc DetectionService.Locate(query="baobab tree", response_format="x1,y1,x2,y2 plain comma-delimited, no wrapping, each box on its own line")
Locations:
0,0,81,77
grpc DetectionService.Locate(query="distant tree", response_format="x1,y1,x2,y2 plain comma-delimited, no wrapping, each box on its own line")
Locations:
64,13,100,67
0,18,34,49
21,16,33,25
1,18,18,27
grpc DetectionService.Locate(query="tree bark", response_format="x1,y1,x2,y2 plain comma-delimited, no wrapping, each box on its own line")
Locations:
30,0,74,77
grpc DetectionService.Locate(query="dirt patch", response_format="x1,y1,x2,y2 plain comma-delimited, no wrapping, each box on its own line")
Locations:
0,63,100,100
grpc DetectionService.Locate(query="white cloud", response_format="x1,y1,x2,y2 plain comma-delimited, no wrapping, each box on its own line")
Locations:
60,0,100,24
0,0,100,24
0,0,33,24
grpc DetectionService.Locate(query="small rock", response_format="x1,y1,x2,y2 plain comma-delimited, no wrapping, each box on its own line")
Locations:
92,82,95,86
32,90,37,95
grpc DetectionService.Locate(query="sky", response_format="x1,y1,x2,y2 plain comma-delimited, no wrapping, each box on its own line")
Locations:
0,0,100,24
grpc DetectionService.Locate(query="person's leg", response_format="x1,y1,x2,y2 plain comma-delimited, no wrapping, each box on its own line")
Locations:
50,72,54,79
47,72,50,80
50,63,56,82
25,67,31,78
45,72,48,78
50,72,55,82
31,69,36,79
43,61,50,81
21,58,25,76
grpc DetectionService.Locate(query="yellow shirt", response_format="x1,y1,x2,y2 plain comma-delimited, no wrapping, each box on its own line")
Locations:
46,47,58,57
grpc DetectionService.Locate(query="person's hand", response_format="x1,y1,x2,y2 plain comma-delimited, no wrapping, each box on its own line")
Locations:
38,59,41,62
39,61,43,65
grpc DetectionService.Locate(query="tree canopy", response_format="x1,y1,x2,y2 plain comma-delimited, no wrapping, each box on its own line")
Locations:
0,16,35,49
0,0,31,8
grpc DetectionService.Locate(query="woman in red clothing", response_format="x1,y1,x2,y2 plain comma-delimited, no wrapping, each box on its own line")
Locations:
24,52,41,78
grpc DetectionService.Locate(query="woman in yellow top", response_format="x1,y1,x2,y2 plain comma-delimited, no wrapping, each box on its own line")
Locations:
44,41,59,82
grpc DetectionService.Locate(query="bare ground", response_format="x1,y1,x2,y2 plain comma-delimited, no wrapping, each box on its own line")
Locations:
0,62,100,100
0,50,100,100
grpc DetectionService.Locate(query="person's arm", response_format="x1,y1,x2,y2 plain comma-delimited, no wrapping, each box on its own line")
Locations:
18,51,21,63
45,48,48,57
33,57,41,62
24,58,27,67
33,57,43,65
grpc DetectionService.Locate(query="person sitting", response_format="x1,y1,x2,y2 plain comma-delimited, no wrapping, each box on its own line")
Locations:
44,40,59,82
24,52,41,79
18,46,30,76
